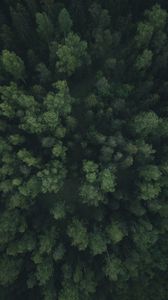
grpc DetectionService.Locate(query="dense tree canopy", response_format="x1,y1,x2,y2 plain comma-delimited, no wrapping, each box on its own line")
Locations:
0,1,168,299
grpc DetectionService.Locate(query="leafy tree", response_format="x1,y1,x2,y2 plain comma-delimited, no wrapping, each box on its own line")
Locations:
0,256,22,286
145,4,167,30
132,111,159,136
36,12,54,43
135,22,154,48
99,168,116,193
104,255,124,282
83,160,98,183
135,49,153,71
106,221,125,244
56,32,88,75
67,219,88,251
36,63,51,84
89,231,107,255
0,1,168,300
58,8,73,37
1,50,25,81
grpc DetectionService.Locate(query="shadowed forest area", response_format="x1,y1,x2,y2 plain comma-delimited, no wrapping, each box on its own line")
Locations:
0,0,168,299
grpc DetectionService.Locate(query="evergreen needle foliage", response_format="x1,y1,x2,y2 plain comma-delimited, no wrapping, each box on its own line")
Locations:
0,1,168,299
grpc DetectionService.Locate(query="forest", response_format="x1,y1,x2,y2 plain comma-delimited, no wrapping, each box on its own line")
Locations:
0,0,168,299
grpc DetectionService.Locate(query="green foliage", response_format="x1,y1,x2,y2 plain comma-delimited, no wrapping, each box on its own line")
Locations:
133,220,158,251
96,76,110,96
0,256,22,286
67,219,88,250
36,12,54,43
36,63,51,84
73,264,97,296
145,4,167,30
59,282,79,300
58,8,73,36
50,200,66,220
56,33,88,75
106,221,125,244
0,1,168,300
135,49,153,70
37,160,66,193
104,255,124,282
139,165,161,181
133,111,159,136
83,160,98,183
89,231,107,255
99,168,116,193
35,257,54,286
17,149,39,167
80,184,104,206
1,50,25,80
136,22,154,48
53,244,65,262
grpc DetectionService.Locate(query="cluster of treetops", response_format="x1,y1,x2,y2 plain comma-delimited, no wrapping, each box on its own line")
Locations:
0,0,168,299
